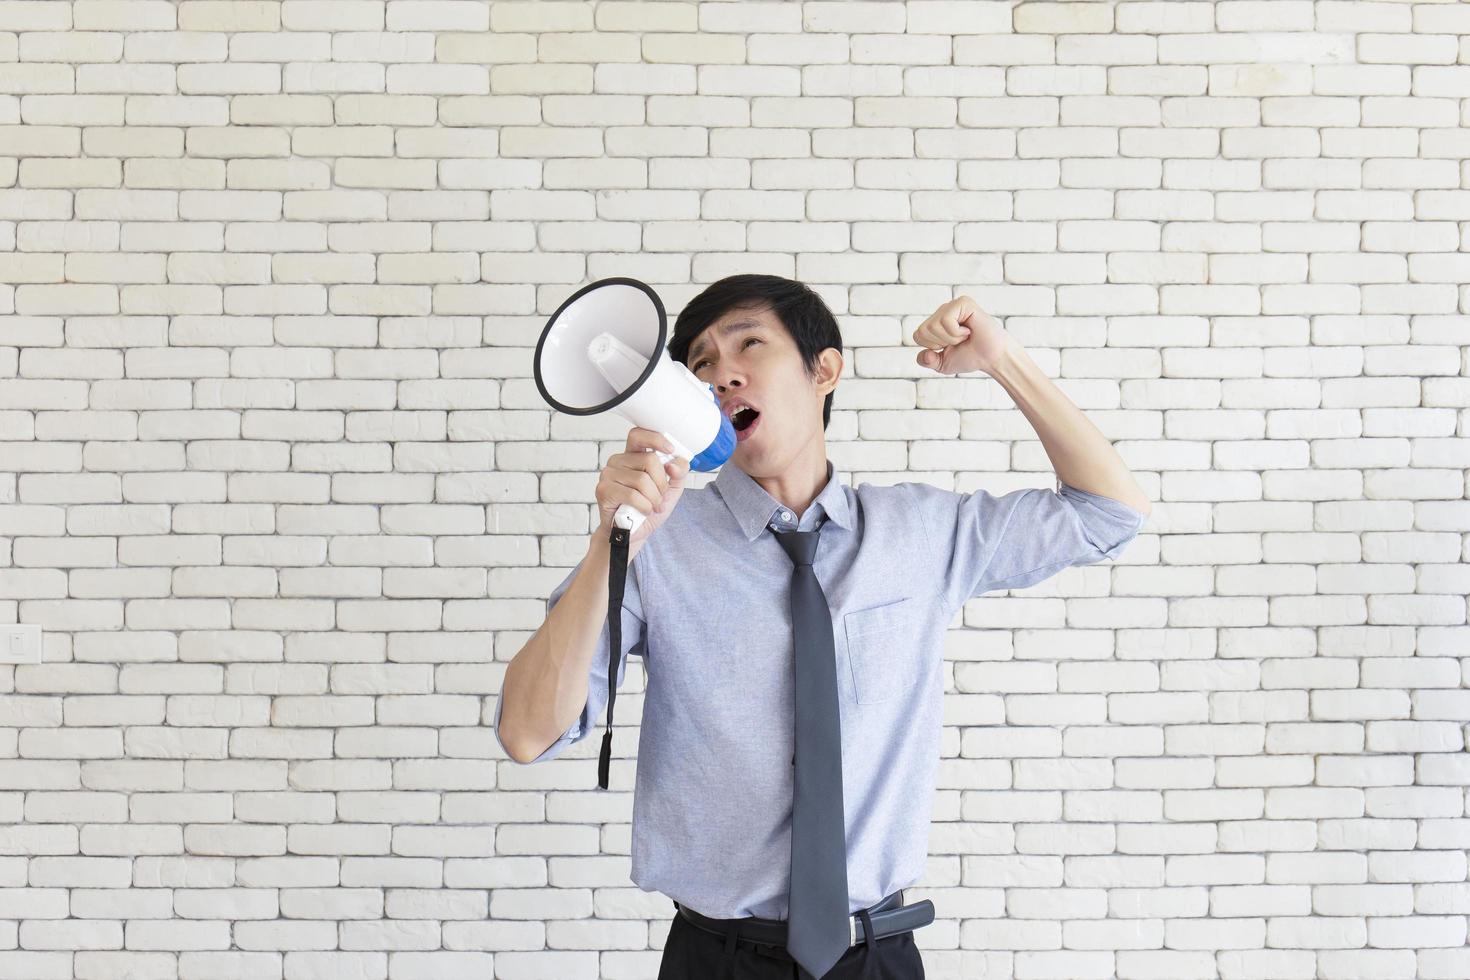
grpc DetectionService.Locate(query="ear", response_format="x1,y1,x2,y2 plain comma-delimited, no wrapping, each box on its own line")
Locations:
815,347,843,398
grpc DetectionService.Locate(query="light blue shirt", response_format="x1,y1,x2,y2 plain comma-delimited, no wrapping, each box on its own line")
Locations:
494,460,1146,919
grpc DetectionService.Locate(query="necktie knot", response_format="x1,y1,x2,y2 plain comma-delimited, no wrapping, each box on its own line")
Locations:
772,523,821,567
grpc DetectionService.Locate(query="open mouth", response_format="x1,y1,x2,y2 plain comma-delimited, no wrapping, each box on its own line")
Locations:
731,405,761,443
731,406,760,432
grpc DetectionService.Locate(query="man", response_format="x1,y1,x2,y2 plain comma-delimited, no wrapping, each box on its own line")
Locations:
495,274,1150,979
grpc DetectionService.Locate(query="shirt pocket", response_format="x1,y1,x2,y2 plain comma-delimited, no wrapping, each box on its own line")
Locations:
842,596,914,705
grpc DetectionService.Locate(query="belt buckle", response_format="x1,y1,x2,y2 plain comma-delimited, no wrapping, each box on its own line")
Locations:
848,913,857,948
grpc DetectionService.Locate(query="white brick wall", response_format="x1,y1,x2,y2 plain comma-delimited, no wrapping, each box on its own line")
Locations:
1,0,1468,977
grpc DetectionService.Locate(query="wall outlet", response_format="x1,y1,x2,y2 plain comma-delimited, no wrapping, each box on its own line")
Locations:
0,625,41,664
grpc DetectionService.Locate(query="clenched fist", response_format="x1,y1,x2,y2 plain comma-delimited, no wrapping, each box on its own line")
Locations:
595,426,690,550
912,295,1017,377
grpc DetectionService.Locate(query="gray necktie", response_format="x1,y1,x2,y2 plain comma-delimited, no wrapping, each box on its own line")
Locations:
771,517,849,979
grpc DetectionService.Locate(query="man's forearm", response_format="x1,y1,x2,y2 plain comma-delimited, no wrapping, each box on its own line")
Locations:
499,532,627,763
985,342,1151,517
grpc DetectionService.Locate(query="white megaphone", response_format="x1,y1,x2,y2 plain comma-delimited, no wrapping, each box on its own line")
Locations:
533,277,737,534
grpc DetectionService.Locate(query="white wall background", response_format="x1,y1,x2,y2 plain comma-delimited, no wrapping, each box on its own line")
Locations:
2,0,1469,978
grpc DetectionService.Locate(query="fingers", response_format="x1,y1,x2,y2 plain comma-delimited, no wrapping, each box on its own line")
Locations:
597,472,650,522
941,312,971,345
918,314,969,350
603,428,692,520
914,298,977,350
626,426,675,456
616,449,667,497
606,463,662,515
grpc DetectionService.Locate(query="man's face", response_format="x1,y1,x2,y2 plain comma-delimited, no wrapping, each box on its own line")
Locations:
684,306,838,476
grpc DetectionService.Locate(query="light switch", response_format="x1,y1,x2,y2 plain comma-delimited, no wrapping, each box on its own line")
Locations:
0,625,41,664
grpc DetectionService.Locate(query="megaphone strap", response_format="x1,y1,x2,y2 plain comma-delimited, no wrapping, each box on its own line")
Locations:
599,524,631,789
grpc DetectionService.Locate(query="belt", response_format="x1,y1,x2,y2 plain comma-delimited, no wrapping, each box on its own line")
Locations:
675,890,936,952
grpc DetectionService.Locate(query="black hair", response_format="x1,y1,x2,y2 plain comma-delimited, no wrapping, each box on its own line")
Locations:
666,274,843,431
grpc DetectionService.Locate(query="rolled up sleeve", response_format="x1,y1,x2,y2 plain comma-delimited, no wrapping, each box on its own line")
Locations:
492,552,648,766
904,478,1147,616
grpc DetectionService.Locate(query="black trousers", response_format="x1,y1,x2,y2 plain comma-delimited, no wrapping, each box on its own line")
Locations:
657,906,926,980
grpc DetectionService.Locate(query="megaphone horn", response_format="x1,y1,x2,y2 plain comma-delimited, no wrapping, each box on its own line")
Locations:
533,277,737,534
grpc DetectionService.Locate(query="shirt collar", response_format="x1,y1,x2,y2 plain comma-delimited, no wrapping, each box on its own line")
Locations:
711,458,853,541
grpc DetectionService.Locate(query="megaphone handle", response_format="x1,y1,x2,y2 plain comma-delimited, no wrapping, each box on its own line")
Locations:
613,502,645,532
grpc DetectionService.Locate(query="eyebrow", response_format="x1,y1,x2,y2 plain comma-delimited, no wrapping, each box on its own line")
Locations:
687,319,763,366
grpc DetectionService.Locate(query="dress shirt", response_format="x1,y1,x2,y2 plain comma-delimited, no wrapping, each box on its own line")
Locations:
493,459,1147,919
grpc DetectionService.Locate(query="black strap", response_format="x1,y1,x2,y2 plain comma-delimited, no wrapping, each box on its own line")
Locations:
599,524,630,789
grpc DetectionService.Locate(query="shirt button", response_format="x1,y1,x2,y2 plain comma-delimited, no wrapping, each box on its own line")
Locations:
782,511,792,520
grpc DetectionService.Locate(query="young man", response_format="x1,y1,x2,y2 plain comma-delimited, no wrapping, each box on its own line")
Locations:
495,275,1150,979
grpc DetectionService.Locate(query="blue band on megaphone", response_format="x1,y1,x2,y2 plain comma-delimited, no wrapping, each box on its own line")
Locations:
688,387,736,472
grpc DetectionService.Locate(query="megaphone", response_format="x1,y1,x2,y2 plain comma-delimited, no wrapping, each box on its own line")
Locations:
533,277,737,534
